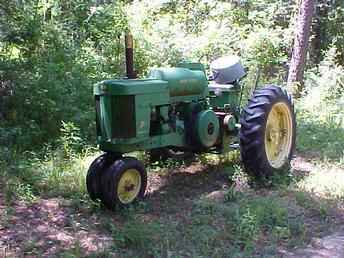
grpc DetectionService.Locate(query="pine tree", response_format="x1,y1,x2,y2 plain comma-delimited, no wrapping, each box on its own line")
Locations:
287,0,315,97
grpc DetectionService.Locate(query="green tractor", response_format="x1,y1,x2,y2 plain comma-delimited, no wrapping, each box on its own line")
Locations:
87,36,296,209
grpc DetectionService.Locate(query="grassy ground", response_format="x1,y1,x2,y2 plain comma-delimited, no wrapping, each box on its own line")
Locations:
1,103,344,257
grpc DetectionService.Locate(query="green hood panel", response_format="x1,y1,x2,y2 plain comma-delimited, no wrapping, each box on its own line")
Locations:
94,79,168,95
149,67,208,97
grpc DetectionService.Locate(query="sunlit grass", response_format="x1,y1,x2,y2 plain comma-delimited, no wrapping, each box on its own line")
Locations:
297,64,344,164
296,105,344,163
1,147,102,202
38,152,90,197
296,164,344,201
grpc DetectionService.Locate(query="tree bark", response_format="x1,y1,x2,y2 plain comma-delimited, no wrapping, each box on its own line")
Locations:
310,0,328,65
287,0,315,98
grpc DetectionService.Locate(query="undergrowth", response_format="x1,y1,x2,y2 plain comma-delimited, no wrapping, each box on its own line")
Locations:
0,122,97,204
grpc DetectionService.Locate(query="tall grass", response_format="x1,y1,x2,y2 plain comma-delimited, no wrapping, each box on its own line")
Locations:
296,48,344,163
0,122,101,203
0,147,99,203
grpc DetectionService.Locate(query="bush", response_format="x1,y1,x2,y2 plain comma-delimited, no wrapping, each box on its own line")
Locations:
297,47,344,160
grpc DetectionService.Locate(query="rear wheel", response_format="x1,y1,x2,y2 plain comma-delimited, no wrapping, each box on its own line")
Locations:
240,85,296,178
100,157,147,209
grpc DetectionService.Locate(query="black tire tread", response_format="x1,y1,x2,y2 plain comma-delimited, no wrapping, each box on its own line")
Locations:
100,157,147,209
86,153,116,201
239,85,296,178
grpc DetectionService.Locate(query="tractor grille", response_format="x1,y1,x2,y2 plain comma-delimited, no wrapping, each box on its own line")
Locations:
111,95,136,138
95,96,101,137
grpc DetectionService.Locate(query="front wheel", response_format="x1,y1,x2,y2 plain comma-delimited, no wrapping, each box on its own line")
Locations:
86,153,119,201
239,85,296,178
100,157,147,209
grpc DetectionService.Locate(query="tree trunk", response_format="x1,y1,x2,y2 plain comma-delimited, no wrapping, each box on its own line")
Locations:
287,0,315,98
309,0,328,65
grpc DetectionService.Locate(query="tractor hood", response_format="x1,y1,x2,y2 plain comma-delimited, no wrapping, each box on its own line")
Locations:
94,79,168,96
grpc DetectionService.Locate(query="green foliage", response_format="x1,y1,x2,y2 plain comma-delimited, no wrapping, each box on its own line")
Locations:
224,165,248,202
0,0,130,150
0,139,94,203
108,219,162,256
243,197,289,231
235,208,259,244
315,1,344,65
297,48,344,161
4,177,35,203
59,121,85,158
187,192,307,256
224,185,240,202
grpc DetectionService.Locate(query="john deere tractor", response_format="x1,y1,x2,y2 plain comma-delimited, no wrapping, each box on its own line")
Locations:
87,35,296,209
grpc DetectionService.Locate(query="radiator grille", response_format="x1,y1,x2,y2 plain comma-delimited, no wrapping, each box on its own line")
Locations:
112,95,136,138
95,96,101,137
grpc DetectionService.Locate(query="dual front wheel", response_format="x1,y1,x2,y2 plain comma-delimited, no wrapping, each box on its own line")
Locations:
86,155,147,209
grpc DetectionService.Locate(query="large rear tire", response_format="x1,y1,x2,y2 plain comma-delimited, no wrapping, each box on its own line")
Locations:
239,85,296,178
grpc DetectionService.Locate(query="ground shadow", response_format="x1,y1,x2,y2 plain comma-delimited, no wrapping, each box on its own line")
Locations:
144,162,231,214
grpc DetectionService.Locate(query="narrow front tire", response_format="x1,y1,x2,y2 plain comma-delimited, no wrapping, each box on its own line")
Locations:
86,153,117,201
100,157,147,209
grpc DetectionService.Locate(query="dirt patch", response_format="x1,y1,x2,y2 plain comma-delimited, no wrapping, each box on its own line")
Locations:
0,194,112,257
145,162,229,214
291,155,316,173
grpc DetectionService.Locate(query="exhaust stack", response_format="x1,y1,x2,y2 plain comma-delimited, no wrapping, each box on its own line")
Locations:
125,33,135,79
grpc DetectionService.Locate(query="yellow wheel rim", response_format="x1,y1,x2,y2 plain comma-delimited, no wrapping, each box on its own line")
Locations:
117,169,141,204
265,102,293,169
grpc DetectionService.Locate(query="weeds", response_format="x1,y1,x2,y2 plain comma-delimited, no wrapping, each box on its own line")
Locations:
0,124,97,204
22,239,40,256
2,151,91,201
297,109,344,161
224,185,240,202
109,219,162,256
59,240,83,258
236,208,259,244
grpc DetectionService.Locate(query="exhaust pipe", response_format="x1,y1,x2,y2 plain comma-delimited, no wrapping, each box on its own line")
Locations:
125,33,136,79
